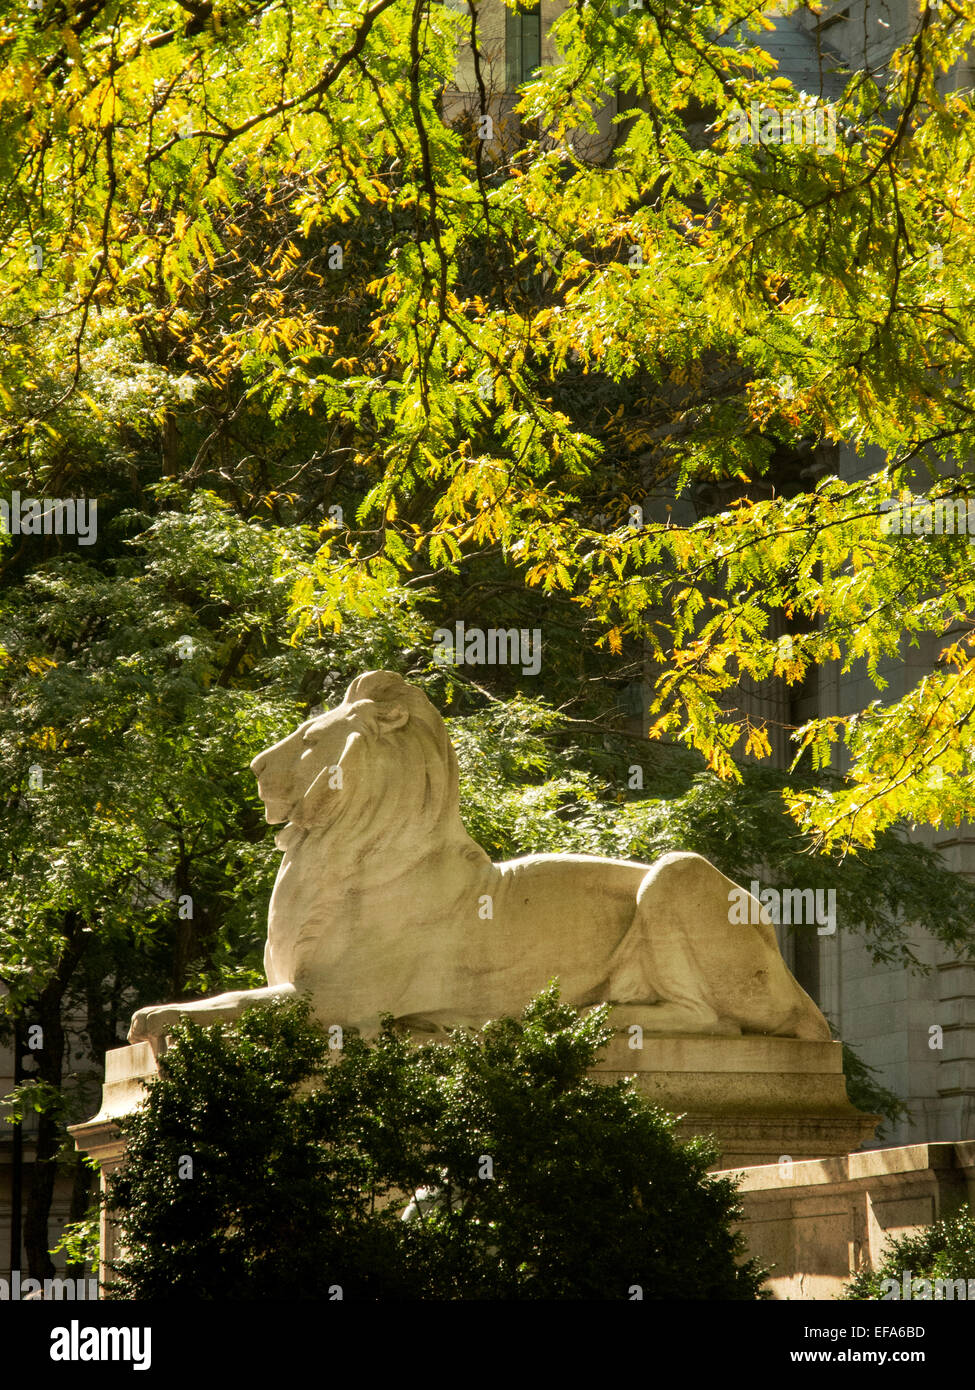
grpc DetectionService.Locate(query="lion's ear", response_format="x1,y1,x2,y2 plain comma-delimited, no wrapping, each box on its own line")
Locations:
344,699,409,737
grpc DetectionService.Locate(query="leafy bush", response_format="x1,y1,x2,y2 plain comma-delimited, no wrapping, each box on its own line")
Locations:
842,1206,975,1300
107,989,767,1300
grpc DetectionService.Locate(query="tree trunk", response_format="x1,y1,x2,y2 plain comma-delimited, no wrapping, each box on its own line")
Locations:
23,911,85,1280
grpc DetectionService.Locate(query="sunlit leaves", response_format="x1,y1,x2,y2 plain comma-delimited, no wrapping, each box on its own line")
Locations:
2,1,975,853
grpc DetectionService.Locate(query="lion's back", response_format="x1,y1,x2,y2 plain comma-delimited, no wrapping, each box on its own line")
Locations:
493,852,650,919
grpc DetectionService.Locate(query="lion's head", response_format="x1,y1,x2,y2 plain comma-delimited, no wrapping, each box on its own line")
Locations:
249,671,464,843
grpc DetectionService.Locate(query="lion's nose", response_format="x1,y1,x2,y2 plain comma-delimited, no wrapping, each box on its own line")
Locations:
250,753,266,775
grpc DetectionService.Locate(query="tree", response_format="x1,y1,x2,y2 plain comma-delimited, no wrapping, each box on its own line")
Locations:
105,989,768,1299
842,1205,975,1300
0,489,426,1275
2,1,974,848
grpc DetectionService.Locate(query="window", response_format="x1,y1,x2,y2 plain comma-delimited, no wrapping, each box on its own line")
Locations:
505,3,541,90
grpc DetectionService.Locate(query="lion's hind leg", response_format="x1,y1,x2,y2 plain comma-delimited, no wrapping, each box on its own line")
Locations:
605,854,734,1035
605,850,823,1038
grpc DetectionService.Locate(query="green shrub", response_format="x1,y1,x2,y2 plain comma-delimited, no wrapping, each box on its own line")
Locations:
107,988,767,1300
842,1205,975,1300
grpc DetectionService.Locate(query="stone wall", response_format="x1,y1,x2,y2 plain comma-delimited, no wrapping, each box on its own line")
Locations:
719,1140,975,1299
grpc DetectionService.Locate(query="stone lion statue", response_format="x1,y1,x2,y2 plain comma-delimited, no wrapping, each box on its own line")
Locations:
129,670,830,1048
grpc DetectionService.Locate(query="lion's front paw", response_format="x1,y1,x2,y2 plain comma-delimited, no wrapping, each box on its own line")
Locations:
127,1004,181,1046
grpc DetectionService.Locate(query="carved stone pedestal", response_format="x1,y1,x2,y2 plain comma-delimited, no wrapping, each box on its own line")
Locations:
67,1043,158,1291
595,1024,878,1168
71,1026,877,1292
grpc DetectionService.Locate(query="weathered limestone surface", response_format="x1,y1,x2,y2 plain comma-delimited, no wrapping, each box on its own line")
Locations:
717,1141,975,1299
67,1043,158,1289
126,671,834,1048
597,1028,877,1168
